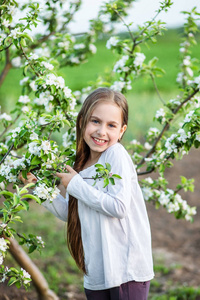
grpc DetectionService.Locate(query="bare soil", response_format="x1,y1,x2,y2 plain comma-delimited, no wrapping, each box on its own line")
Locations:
0,148,200,299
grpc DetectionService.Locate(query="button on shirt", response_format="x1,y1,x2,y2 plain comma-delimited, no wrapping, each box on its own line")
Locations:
42,143,154,290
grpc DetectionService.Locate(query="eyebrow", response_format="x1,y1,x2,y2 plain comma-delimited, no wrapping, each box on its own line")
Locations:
90,115,120,125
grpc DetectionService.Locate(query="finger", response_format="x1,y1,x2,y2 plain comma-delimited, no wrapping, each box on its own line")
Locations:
65,165,74,173
55,172,63,178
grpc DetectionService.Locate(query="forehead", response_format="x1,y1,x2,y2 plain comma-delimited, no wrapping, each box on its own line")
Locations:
91,101,122,122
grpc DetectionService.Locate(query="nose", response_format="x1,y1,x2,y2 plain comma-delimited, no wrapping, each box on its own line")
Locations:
97,124,106,136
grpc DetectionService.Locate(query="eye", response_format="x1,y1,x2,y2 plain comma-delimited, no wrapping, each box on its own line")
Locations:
108,124,116,128
91,119,99,124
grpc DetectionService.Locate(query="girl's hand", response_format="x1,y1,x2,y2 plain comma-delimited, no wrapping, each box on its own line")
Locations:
18,172,38,185
56,165,77,189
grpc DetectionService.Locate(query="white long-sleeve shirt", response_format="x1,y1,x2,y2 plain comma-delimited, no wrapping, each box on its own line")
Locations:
42,142,154,290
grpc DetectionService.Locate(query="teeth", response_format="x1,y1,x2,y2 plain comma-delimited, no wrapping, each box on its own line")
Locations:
94,138,106,143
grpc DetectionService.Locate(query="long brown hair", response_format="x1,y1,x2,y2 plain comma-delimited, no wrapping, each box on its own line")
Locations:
67,88,128,273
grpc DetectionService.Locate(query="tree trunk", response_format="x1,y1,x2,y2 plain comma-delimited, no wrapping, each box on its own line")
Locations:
8,237,59,300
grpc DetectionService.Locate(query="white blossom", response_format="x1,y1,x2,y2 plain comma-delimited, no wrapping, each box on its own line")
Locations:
177,128,191,143
63,87,72,98
155,108,166,122
0,238,8,252
110,81,125,92
194,76,200,88
195,132,200,142
74,43,85,50
113,55,129,73
28,142,41,156
11,56,21,68
18,95,30,104
0,254,3,265
89,44,97,54
20,77,29,85
41,61,54,70
0,113,12,121
183,110,194,123
29,52,39,60
33,183,60,202
21,268,31,285
106,36,119,49
40,141,52,154
142,187,153,201
10,28,21,39
134,52,146,67
30,132,39,140
29,80,38,91
183,56,191,66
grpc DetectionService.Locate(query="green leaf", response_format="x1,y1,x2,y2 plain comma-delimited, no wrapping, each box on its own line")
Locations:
112,174,122,179
109,177,115,185
0,191,13,198
21,194,41,204
31,156,41,165
28,244,37,253
105,162,111,172
103,178,109,188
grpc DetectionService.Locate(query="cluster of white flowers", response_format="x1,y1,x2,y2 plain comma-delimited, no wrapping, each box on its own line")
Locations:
0,237,8,265
113,55,129,73
89,44,97,54
169,98,181,107
28,140,58,157
142,186,196,221
165,134,178,154
62,128,76,148
36,236,45,248
155,108,166,123
74,43,85,50
111,79,132,92
18,95,30,104
21,268,31,285
183,110,195,123
28,142,40,156
194,76,200,89
0,143,8,153
130,139,141,146
43,73,65,89
63,86,72,98
11,56,21,68
9,28,21,39
106,36,119,49
142,186,153,201
41,61,54,71
34,91,54,112
176,72,187,84
0,113,12,121
33,183,60,202
134,52,146,68
147,127,160,140
196,132,200,142
7,126,21,140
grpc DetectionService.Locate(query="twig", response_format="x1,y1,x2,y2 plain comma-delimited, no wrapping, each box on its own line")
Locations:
150,73,166,105
0,144,14,165
137,88,199,167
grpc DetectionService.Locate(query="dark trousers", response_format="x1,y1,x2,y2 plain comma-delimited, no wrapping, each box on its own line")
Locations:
85,280,150,300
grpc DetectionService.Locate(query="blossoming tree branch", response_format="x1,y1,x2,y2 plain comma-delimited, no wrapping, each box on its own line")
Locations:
0,0,200,293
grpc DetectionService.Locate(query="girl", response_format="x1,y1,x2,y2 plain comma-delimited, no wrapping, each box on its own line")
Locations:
22,88,154,300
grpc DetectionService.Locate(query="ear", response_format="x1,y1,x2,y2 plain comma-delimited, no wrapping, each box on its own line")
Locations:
119,124,127,140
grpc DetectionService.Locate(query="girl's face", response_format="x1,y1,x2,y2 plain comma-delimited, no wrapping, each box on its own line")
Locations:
83,101,127,161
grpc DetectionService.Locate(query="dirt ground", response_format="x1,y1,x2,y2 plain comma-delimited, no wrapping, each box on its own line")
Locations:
0,148,200,299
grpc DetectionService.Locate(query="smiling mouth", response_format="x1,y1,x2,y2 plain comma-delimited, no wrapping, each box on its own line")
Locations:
92,137,108,144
